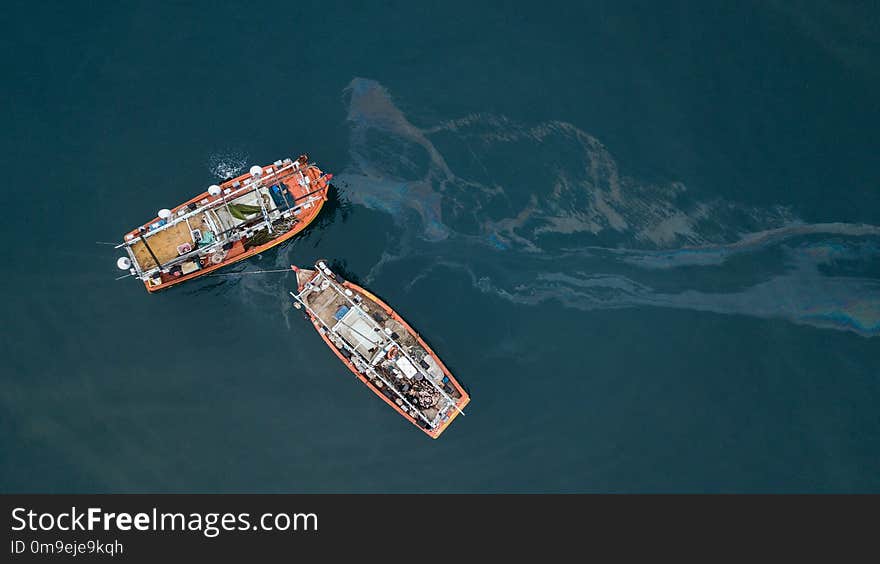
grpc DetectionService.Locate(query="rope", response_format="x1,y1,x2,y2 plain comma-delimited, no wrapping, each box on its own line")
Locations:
201,268,292,278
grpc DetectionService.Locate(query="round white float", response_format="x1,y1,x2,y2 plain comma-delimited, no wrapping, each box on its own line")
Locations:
116,257,132,270
158,208,172,220
208,184,222,196
250,165,263,177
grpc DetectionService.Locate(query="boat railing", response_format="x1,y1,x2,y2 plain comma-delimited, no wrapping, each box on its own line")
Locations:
288,290,437,429
134,194,324,279
312,267,466,418
116,161,302,250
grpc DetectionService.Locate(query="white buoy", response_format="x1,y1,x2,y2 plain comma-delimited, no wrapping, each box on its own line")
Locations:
208,184,222,196
317,261,327,270
250,165,263,177
116,257,132,270
158,208,172,220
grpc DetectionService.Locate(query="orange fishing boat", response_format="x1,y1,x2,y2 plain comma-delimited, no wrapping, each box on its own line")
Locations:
116,155,332,292
290,261,470,438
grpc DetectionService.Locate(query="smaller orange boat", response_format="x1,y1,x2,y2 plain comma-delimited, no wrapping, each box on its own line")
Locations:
290,261,470,438
115,155,331,293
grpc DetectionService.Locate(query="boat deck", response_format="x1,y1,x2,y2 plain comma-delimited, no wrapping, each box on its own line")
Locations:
130,214,210,268
122,158,329,289
299,267,466,432
308,283,349,323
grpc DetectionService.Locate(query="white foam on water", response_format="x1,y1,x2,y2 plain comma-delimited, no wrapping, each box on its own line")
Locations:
208,149,249,180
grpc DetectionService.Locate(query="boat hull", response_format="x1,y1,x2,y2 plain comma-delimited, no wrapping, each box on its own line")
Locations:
142,196,327,293
121,157,330,293
295,267,469,438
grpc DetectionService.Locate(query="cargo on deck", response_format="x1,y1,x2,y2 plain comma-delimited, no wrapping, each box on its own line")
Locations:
115,155,332,293
290,261,470,438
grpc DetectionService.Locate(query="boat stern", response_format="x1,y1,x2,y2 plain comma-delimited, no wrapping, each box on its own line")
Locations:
426,393,471,439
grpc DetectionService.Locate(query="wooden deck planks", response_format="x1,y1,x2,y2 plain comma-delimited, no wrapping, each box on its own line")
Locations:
131,214,209,268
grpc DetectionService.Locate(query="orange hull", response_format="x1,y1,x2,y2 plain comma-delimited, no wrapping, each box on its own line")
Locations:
295,267,469,438
123,159,330,293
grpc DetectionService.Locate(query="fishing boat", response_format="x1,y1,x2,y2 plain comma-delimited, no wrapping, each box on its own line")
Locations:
115,155,332,292
290,261,470,438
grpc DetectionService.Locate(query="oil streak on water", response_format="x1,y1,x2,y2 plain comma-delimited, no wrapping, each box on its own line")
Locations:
336,78,880,337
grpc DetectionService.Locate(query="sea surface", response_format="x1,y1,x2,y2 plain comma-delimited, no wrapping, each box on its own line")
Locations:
2,1,879,492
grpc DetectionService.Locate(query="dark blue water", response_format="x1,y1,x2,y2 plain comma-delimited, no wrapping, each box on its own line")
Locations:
2,1,879,492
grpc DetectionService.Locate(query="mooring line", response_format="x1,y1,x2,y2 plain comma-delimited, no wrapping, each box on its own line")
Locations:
202,268,292,278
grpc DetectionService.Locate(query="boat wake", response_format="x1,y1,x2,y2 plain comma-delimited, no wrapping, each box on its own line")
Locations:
208,149,249,180
337,78,879,336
